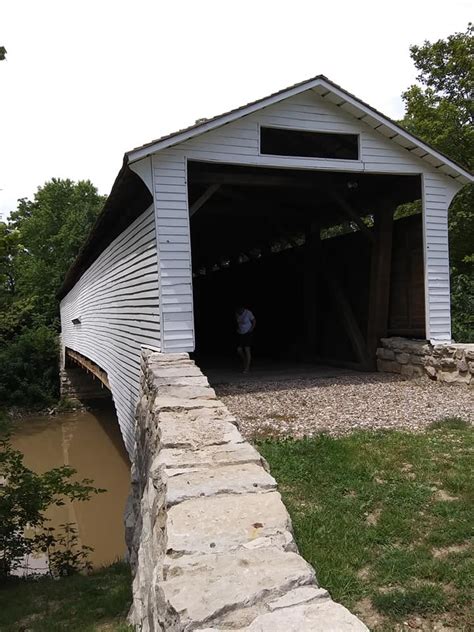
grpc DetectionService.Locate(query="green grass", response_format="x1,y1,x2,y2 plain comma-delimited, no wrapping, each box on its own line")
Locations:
259,421,473,631
0,561,132,632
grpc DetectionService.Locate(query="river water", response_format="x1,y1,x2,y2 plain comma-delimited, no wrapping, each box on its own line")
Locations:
11,401,131,570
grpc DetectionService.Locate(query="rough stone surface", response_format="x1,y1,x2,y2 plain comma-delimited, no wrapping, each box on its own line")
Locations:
159,412,241,449
267,586,329,610
164,462,277,506
126,351,368,631
378,337,473,386
166,492,294,555
155,442,262,470
198,601,368,630
161,547,315,627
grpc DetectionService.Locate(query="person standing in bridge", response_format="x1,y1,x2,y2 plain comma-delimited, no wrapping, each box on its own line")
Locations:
235,306,256,373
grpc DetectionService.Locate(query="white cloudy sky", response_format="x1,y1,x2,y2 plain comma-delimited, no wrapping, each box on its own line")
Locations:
0,0,471,218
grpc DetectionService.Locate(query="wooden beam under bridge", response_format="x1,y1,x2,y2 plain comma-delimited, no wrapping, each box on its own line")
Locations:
65,348,111,391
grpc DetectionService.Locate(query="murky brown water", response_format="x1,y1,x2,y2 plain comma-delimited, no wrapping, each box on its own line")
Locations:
11,402,130,569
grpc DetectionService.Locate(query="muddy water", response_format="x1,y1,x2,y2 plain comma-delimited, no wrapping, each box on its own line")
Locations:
11,402,131,569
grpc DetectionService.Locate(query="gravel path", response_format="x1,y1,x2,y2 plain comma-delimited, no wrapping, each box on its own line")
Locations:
215,373,473,439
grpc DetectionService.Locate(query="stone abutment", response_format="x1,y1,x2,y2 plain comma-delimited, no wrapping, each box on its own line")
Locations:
125,350,368,631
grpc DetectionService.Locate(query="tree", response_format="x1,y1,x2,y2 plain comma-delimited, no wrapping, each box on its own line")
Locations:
10,179,105,326
0,47,6,61
401,24,474,341
0,179,104,406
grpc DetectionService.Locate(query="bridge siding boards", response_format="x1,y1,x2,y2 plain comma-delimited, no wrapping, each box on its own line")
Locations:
60,205,159,453
152,152,195,352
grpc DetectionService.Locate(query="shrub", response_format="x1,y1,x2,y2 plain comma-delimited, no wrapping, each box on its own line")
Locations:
0,326,59,407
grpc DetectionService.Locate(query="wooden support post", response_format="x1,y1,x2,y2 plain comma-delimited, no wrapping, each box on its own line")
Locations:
330,192,375,243
366,207,395,366
323,269,371,368
304,218,321,354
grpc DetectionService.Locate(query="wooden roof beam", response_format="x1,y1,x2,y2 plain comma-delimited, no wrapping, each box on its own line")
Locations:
330,192,375,243
190,184,221,217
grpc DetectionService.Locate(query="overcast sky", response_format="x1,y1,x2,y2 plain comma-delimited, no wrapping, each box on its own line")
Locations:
0,0,471,218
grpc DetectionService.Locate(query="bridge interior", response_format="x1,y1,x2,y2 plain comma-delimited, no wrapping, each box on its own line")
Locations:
188,160,424,370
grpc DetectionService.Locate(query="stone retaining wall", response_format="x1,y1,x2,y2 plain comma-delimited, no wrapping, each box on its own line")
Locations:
125,350,368,631
377,337,474,386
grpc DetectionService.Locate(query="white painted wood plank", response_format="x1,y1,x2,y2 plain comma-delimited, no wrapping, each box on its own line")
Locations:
60,204,160,455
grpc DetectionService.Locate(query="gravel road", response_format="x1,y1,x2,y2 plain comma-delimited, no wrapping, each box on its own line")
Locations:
215,373,473,439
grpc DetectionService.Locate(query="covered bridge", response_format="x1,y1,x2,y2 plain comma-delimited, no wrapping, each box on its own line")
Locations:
58,75,473,453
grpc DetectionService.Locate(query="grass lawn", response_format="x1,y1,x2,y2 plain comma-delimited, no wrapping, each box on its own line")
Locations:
0,562,132,632
259,418,473,631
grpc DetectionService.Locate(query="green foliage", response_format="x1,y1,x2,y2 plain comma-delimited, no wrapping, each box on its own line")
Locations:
38,523,94,576
450,271,474,342
428,416,471,430
402,24,473,168
0,47,6,61
0,561,132,631
0,433,104,577
9,179,105,326
0,179,104,407
401,24,473,342
0,325,59,406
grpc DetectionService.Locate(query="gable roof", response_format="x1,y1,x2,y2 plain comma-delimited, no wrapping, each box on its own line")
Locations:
126,74,472,185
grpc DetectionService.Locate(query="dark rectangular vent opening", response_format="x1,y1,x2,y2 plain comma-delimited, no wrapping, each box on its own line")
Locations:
260,127,359,160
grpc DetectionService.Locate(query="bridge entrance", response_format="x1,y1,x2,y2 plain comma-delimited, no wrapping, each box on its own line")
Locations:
188,161,424,371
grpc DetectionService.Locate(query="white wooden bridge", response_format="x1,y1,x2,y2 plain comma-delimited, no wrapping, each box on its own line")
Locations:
58,75,472,454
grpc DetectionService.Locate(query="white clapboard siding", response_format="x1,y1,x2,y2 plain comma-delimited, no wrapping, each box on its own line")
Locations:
159,91,431,175
60,205,160,454
422,173,455,342
152,152,194,352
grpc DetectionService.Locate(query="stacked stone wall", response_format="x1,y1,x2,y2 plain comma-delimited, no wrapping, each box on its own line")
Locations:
125,350,368,631
377,337,473,386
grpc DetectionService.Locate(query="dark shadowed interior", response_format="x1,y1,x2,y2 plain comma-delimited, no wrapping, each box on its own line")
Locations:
188,160,424,369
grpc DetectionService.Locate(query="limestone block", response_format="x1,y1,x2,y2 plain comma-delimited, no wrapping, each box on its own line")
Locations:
165,463,277,505
410,354,424,366
153,365,203,378
155,384,217,400
433,344,450,358
376,348,395,361
469,361,474,374
395,352,410,365
450,372,471,385
424,365,437,379
154,396,225,411
466,349,474,361
153,375,210,388
229,600,369,631
381,337,429,356
155,442,262,470
437,370,461,383
400,365,414,378
412,366,424,378
166,491,294,555
268,586,329,610
377,359,401,374
161,547,316,627
440,357,456,369
457,359,468,373
149,352,190,363
159,412,243,449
